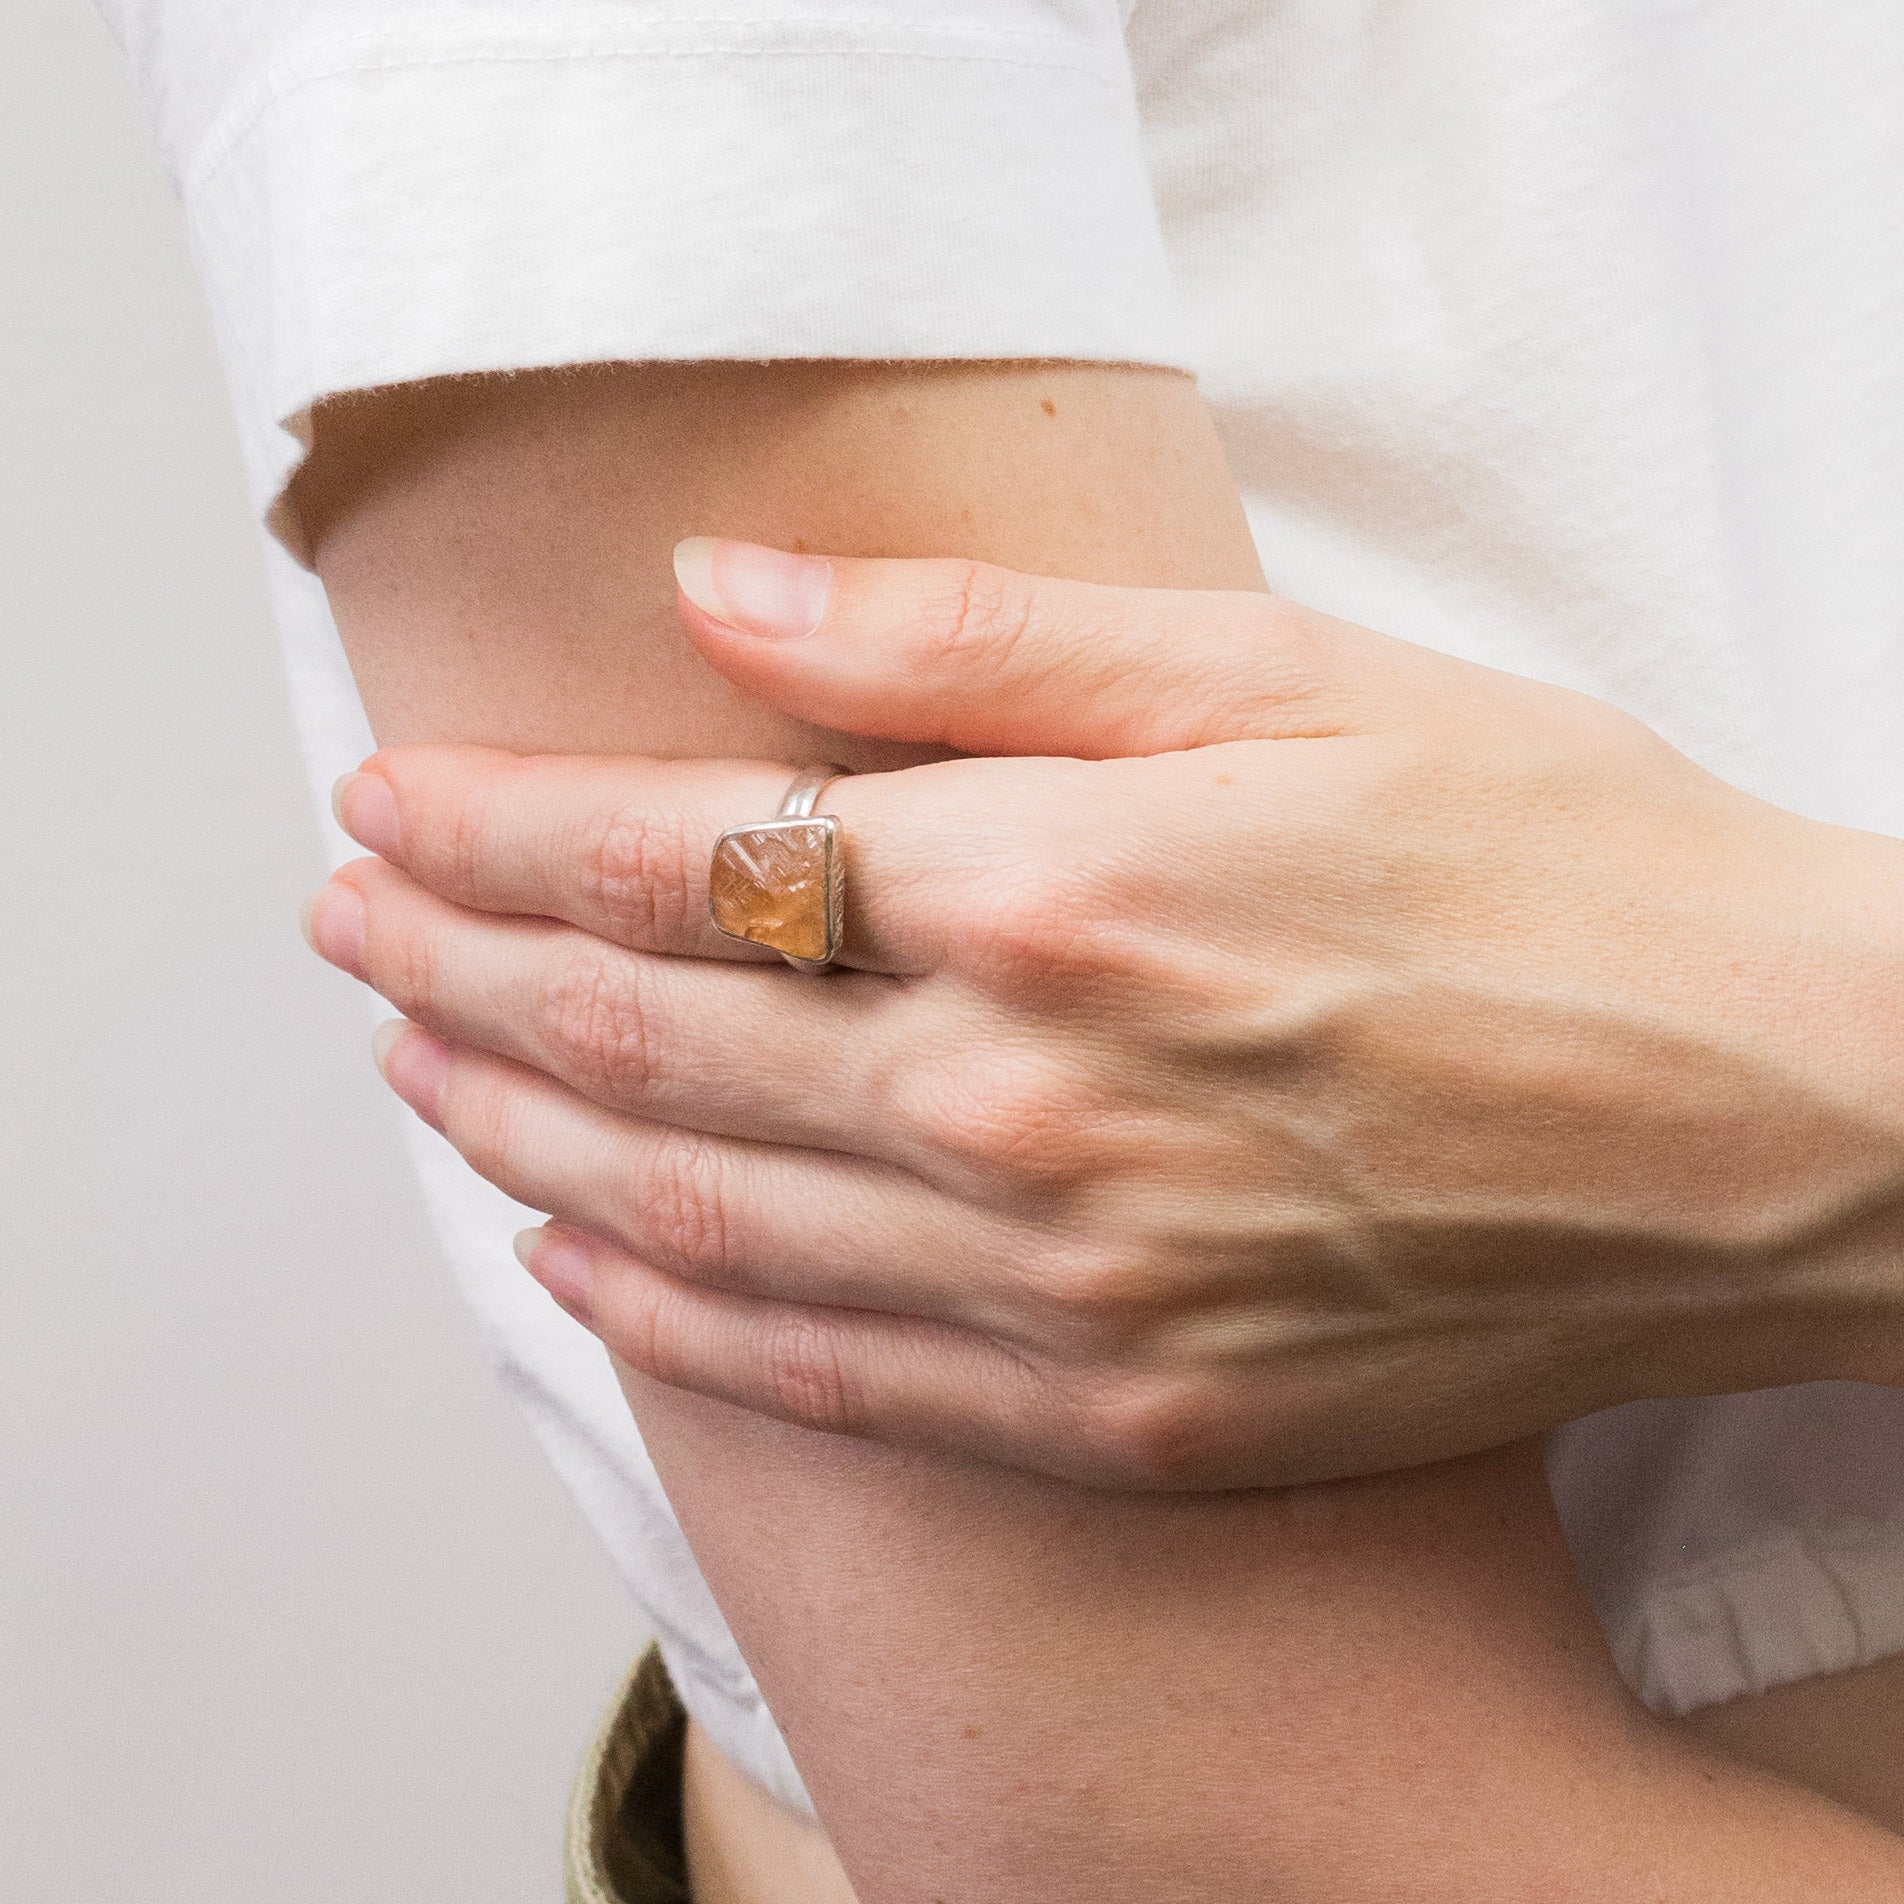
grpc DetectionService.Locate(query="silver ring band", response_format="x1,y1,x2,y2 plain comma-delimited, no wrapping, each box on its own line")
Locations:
775,763,844,822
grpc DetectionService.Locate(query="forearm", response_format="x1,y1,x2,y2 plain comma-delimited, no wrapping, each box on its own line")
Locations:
638,1396,1904,1900
297,361,1904,1898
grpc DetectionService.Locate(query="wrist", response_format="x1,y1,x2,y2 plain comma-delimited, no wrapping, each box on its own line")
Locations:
1714,806,1904,1389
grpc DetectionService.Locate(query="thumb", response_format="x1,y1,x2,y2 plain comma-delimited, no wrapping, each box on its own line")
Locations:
671,539,1403,758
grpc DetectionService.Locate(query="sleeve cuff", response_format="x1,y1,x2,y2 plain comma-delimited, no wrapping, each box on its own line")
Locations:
180,20,1190,551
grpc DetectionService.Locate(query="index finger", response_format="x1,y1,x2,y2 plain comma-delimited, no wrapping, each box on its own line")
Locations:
333,745,942,973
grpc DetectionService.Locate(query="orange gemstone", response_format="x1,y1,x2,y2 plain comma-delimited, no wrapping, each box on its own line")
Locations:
708,819,838,963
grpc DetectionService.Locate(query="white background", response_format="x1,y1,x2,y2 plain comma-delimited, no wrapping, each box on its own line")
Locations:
2,4,644,1896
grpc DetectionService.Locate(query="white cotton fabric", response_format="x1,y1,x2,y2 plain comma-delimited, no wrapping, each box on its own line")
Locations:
105,0,1904,1813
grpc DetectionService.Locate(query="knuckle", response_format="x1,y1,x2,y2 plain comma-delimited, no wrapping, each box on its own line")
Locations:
903,1049,1101,1198
431,764,539,910
571,800,694,946
436,780,490,897
366,899,441,1019
959,823,1130,993
763,1312,863,1437
973,867,1099,978
1061,1370,1224,1490
541,945,659,1099
1220,597,1360,739
607,1268,678,1384
914,559,1038,680
914,759,1129,992
637,1137,737,1277
436,1061,520,1192
1019,1244,1171,1352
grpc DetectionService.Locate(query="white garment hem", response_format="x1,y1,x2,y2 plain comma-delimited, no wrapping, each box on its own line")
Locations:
175,24,1191,552
1617,1512,1904,1717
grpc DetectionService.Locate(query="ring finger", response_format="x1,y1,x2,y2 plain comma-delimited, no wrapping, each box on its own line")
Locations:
336,747,946,972
312,854,928,1159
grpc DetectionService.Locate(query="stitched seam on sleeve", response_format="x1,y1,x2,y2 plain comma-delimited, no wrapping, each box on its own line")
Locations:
187,28,1130,199
1634,1508,1904,1599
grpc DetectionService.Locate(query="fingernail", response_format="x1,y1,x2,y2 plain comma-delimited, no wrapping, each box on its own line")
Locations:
673,537,830,638
301,883,367,979
371,1020,450,1130
333,771,400,857
514,1226,594,1325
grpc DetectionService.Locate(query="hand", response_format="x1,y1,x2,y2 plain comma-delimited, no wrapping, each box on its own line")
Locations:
305,542,1904,1487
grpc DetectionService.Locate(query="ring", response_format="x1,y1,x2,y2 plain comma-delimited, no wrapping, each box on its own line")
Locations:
708,765,852,972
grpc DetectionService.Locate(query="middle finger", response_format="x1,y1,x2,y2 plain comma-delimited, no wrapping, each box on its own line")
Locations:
318,855,920,1159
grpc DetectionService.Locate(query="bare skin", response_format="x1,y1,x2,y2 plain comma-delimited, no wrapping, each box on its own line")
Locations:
1685,1652,1904,1836
682,1718,857,1904
681,1647,1904,1904
295,361,1904,1899
322,557,1904,1490
677,1648,1904,1904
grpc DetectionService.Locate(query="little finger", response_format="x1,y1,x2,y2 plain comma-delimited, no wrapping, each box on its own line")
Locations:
522,1224,1129,1483
377,1023,1071,1336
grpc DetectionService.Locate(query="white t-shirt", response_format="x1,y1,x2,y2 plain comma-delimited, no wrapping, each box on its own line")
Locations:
103,0,1904,1814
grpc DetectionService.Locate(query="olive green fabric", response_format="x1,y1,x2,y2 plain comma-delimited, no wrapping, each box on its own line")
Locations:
566,1647,692,1904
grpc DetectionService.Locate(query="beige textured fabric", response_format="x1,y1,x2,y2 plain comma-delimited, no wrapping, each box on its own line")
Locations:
567,1649,692,1904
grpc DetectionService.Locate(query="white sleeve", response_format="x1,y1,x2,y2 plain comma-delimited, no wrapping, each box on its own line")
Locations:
99,0,1187,546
